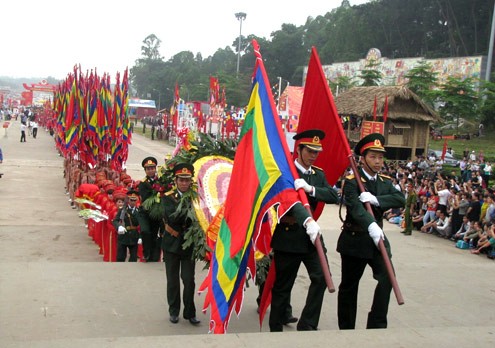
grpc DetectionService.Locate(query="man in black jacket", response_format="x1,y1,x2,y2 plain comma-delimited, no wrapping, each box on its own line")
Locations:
337,133,405,330
137,156,163,262
161,163,200,326
269,129,339,332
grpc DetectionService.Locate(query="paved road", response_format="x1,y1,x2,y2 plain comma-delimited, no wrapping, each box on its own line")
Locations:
1,120,494,347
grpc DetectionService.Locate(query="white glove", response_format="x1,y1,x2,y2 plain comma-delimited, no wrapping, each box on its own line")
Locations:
118,226,127,235
305,219,320,244
368,222,384,248
359,192,379,206
294,178,313,194
137,238,142,245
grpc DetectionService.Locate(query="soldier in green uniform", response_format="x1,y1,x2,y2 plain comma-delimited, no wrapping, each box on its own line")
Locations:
161,163,200,325
137,156,163,262
269,129,339,332
337,133,405,330
402,180,417,236
113,190,141,262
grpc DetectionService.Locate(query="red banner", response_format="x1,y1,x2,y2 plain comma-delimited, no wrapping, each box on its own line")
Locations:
360,121,384,138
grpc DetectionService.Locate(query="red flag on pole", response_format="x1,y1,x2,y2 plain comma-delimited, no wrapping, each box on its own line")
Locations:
441,139,448,161
383,95,388,124
296,46,353,219
172,82,180,132
373,95,377,121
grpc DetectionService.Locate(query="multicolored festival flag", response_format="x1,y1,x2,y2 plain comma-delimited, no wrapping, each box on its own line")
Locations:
199,39,303,334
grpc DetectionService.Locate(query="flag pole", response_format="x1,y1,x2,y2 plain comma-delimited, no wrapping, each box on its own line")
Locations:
297,190,335,293
348,154,404,305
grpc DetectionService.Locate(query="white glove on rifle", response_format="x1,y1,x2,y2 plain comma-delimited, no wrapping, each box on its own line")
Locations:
137,238,142,245
305,219,320,244
294,178,313,194
368,222,384,248
118,226,127,235
359,191,379,206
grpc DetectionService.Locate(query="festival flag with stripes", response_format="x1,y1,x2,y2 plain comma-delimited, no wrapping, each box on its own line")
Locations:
199,39,303,334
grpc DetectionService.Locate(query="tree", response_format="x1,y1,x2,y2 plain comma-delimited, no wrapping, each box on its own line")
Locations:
434,77,479,134
140,34,162,60
359,59,382,86
405,60,438,106
328,75,357,96
479,77,495,129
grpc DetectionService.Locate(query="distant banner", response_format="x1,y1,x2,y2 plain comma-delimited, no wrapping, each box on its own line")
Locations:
360,121,384,138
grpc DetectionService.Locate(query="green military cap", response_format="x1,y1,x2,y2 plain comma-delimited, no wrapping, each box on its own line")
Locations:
293,129,325,152
354,133,386,156
142,156,158,168
173,163,194,178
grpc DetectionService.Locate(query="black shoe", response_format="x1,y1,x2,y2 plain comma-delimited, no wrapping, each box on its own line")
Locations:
169,315,179,324
296,324,317,331
189,317,201,325
400,230,406,234
283,316,299,325
403,232,411,236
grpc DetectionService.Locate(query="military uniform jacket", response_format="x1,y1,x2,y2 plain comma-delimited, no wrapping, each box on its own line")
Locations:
113,206,140,246
337,169,405,259
271,166,339,253
161,190,193,256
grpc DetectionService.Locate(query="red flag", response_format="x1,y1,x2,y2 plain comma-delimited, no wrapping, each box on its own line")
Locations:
373,95,377,121
172,82,179,132
383,95,388,124
295,46,352,219
441,139,447,160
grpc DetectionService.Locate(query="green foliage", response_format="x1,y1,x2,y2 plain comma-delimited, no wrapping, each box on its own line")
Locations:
329,75,357,95
124,1,492,120
479,78,495,129
158,134,238,264
359,59,382,86
405,60,438,106
434,77,480,132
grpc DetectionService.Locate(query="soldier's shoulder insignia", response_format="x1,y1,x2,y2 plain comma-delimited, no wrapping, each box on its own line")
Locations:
346,174,355,180
378,173,392,181
312,165,323,172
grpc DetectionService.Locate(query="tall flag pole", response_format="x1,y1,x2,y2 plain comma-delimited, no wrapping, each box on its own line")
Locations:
297,47,404,305
199,39,317,334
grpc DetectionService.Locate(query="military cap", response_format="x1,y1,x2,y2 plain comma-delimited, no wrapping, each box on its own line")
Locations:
354,133,386,156
293,129,325,152
142,156,158,168
126,189,140,201
173,163,194,178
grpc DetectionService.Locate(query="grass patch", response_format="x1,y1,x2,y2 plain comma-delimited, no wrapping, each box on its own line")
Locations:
429,129,495,162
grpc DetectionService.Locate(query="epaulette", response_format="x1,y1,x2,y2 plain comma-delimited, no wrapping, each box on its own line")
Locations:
378,173,392,181
312,165,323,172
346,174,355,180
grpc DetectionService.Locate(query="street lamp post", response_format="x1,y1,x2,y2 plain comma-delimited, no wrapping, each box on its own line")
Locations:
235,12,247,77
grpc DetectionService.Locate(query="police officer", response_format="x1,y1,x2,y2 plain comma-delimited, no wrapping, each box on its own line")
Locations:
113,190,141,262
137,156,163,262
337,133,405,330
269,129,339,332
162,163,200,325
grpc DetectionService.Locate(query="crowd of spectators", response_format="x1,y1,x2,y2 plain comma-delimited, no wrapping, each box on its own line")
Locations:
371,152,495,260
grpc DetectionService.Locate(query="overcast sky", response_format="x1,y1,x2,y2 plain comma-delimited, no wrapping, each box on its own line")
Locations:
1,0,369,80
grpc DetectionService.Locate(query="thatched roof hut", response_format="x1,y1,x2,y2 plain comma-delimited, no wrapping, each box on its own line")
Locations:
335,85,440,123
335,85,441,160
